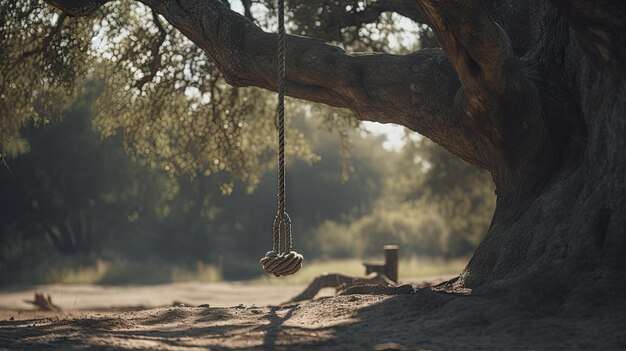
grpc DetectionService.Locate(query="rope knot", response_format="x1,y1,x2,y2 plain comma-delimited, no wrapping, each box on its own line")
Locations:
260,250,303,277
260,212,303,276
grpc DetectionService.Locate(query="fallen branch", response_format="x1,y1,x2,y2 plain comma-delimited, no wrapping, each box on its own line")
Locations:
24,293,62,312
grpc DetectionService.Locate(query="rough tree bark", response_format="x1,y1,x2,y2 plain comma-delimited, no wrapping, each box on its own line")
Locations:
45,0,626,301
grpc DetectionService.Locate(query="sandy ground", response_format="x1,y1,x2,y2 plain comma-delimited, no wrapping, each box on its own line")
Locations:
1,280,626,350
0,282,333,312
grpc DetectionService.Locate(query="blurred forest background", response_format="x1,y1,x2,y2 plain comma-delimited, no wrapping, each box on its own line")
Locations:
0,1,495,285
0,83,495,285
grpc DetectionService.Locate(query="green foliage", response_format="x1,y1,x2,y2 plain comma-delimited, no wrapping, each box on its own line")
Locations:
0,1,91,155
0,87,393,284
306,134,496,260
0,1,434,186
310,205,449,259
88,2,319,188
0,1,495,284
0,1,322,189
264,0,435,53
0,85,178,283
0,85,495,283
393,138,496,253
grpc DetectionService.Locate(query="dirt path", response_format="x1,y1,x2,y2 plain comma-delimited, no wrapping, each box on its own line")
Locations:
1,282,625,350
0,282,326,311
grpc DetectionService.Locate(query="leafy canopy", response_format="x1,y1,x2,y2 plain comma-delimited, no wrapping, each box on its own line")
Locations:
1,1,324,189
1,0,438,188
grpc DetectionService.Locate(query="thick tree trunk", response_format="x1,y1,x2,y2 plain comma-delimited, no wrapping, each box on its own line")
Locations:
458,51,626,294
46,0,626,301
446,2,626,300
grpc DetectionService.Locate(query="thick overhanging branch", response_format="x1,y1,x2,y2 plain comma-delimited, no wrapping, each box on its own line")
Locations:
43,0,495,168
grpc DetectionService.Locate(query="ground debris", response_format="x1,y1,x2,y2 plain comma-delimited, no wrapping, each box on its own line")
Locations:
23,293,62,312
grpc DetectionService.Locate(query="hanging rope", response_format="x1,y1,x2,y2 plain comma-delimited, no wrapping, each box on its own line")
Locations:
260,0,303,277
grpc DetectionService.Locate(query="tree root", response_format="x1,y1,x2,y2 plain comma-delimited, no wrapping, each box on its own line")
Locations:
289,272,397,302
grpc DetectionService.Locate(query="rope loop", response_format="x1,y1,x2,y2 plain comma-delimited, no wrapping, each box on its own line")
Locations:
272,211,291,253
261,211,302,276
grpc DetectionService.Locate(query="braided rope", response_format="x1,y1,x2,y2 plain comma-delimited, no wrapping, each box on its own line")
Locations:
260,0,303,277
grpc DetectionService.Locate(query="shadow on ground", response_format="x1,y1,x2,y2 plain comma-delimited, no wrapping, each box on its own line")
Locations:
2,287,626,350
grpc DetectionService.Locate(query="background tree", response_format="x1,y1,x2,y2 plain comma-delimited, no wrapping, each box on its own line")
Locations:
1,0,624,304
386,137,496,256
0,79,492,284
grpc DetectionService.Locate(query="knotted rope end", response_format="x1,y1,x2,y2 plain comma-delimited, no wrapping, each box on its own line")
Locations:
260,250,303,277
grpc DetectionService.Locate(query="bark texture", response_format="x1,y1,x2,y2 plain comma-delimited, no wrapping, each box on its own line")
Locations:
45,0,626,301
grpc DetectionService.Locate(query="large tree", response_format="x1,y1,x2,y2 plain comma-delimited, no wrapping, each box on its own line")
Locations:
4,0,626,299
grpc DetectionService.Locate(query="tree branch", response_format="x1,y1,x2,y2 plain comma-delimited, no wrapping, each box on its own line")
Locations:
143,0,491,166
338,0,425,27
416,0,547,171
21,13,68,59
134,11,167,90
43,0,494,167
240,0,255,22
